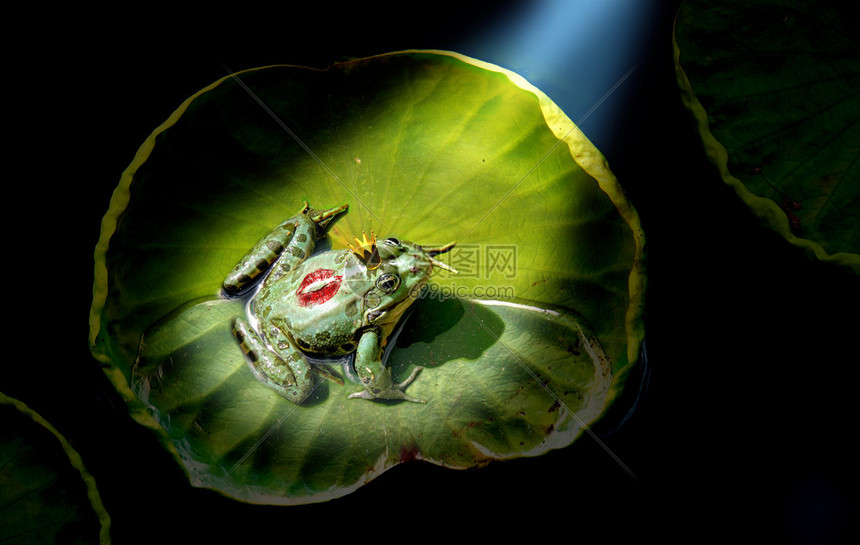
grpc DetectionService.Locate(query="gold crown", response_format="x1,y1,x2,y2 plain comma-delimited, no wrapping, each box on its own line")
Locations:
347,231,381,269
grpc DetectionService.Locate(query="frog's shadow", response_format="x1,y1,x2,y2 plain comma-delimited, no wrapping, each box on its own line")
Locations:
387,296,504,379
300,296,503,406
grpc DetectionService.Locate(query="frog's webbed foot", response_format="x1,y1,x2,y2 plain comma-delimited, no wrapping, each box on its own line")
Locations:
348,366,426,404
306,203,349,236
398,366,424,391
232,318,314,404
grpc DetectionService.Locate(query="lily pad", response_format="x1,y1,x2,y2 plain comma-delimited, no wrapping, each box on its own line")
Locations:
0,393,111,544
133,297,613,502
90,50,645,503
674,0,860,272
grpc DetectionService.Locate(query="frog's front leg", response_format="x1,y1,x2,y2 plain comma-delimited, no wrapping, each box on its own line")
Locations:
348,328,425,403
232,317,314,404
222,202,348,296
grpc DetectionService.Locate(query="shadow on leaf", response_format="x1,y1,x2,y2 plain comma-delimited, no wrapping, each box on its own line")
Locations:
394,295,505,372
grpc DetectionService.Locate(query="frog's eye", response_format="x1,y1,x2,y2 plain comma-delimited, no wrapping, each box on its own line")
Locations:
376,273,400,293
382,237,401,246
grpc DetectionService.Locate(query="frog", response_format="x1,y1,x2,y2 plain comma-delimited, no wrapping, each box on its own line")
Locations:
222,202,457,405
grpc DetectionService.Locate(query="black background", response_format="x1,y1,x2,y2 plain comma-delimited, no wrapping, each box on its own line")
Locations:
9,1,857,542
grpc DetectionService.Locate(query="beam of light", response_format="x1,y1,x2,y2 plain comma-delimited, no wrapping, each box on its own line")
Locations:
456,0,656,153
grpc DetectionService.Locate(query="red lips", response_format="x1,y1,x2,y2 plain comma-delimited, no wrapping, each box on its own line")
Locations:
296,268,343,307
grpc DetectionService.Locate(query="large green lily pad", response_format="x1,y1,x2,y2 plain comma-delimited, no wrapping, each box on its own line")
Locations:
674,0,860,273
90,50,645,504
0,393,111,544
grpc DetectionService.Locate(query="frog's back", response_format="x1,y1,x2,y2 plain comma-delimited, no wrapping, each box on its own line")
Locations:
256,250,370,355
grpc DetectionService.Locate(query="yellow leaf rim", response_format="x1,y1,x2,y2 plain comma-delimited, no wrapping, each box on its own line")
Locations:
672,23,860,275
0,392,112,544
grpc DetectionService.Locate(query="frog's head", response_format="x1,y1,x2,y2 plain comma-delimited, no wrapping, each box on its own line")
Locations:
378,236,458,284
352,234,457,327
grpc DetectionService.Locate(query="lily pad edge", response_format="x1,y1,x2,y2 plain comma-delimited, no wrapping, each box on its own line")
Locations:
672,18,860,275
0,392,112,544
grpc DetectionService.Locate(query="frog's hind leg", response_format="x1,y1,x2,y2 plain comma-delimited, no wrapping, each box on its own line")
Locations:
266,215,319,282
232,318,314,404
222,203,349,296
222,216,304,296
267,202,349,281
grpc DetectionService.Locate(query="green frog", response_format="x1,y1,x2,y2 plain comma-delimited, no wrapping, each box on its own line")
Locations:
222,202,456,404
